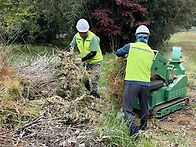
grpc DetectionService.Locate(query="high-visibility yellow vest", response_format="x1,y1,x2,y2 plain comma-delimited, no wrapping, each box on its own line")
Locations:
125,42,154,82
76,31,103,64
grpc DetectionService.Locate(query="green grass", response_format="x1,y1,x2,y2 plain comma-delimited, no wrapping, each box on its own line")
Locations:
97,106,154,147
7,44,54,66
99,53,116,87
168,32,196,44
99,115,132,146
187,103,196,116
166,133,190,147
8,44,54,56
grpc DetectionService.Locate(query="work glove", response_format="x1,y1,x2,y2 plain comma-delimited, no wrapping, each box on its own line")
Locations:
66,45,74,52
124,54,128,58
75,58,82,64
70,47,74,52
66,45,71,52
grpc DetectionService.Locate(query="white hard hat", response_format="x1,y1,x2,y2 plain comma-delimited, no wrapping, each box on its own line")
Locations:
76,19,89,32
135,25,150,35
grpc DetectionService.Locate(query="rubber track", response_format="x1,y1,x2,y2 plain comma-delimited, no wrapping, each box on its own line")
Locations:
150,97,189,120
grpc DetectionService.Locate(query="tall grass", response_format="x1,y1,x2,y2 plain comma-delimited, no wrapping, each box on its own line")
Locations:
98,107,136,147
7,44,54,66
99,53,116,87
98,107,163,147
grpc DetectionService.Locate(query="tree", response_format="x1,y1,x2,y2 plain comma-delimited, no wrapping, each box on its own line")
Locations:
0,0,85,44
88,0,196,51
1,0,195,49
90,0,149,52
147,0,196,48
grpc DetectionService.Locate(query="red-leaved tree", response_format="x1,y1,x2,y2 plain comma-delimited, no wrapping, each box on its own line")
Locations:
91,0,150,52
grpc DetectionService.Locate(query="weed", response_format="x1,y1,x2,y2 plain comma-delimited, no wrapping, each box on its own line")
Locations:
187,103,196,116
0,51,41,127
7,44,54,66
98,106,134,147
99,53,116,87
166,133,189,147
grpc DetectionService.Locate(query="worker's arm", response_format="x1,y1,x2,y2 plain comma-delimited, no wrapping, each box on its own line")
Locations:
81,36,99,62
66,35,77,52
115,43,130,57
70,35,77,47
82,51,96,61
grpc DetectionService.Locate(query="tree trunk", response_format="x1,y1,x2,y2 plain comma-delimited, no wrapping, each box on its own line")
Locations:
108,34,120,53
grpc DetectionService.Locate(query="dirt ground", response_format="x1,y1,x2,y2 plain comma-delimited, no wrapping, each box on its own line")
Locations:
158,90,196,146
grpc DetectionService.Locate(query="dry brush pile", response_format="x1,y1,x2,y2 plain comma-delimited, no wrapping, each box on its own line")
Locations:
105,57,126,110
0,49,107,146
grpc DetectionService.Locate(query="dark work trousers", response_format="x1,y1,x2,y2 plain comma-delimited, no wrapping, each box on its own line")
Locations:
123,84,149,129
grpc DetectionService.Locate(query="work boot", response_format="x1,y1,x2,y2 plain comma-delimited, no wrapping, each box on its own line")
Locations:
139,119,147,130
84,81,91,92
130,124,139,136
90,91,100,98
129,124,139,141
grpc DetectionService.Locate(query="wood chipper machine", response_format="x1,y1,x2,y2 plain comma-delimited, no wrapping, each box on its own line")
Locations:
134,46,189,118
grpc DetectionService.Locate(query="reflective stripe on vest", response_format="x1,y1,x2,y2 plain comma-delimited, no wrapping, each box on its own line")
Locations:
125,42,154,82
76,31,103,64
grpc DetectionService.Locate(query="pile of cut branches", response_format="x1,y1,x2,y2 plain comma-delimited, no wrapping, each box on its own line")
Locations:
18,49,89,100
0,117,107,147
0,48,108,146
105,57,126,110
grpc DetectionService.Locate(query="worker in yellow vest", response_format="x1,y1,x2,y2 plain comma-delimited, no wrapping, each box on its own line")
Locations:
116,25,154,136
67,19,103,98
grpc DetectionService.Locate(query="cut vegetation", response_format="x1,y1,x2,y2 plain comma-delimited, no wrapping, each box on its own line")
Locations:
0,31,196,146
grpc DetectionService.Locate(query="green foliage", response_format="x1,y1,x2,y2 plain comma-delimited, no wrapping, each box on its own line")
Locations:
51,38,72,48
166,133,189,147
148,0,196,48
98,106,134,147
1,0,196,49
0,0,41,44
0,0,85,44
98,106,159,147
7,44,54,65
99,53,116,87
187,103,196,116
8,44,53,55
